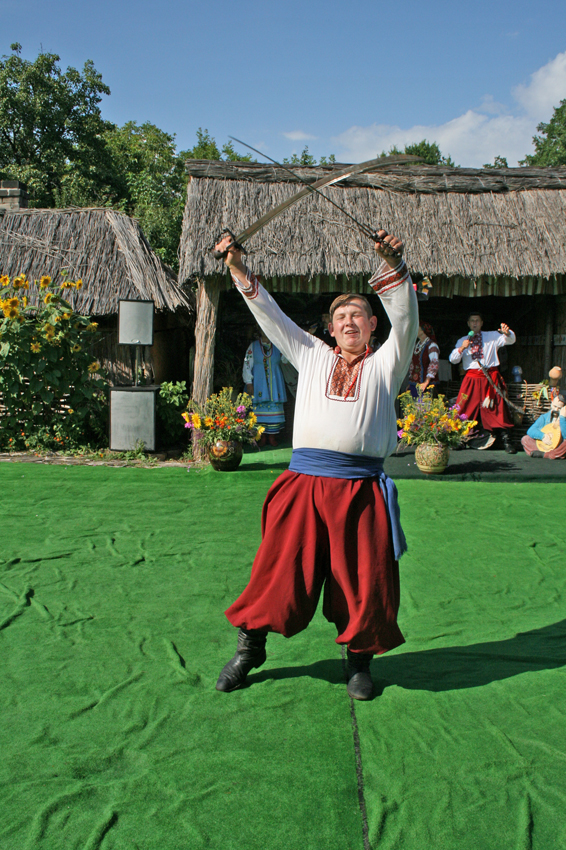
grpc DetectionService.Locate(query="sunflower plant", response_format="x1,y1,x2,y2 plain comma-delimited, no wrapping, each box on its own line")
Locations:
397,389,477,448
0,272,107,451
182,387,264,448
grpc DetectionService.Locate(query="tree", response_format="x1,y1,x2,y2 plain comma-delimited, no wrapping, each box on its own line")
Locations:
521,99,566,166
381,139,456,166
283,146,336,166
483,155,509,169
105,121,187,268
181,128,253,162
0,44,116,207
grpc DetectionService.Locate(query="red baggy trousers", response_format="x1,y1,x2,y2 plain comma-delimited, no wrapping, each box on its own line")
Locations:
457,368,514,431
225,470,405,655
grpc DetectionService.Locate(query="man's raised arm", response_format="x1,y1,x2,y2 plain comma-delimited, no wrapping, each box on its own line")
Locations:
369,231,419,381
213,234,314,370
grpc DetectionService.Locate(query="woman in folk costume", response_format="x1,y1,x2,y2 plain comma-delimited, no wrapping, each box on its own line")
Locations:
243,330,287,446
408,320,439,396
449,312,516,453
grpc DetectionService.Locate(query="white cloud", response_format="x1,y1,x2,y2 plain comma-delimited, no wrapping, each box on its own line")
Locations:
333,50,566,167
283,130,317,141
513,51,566,119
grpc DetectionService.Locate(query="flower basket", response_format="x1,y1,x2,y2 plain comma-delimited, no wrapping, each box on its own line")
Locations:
397,388,477,475
208,439,244,471
415,443,450,474
182,387,264,470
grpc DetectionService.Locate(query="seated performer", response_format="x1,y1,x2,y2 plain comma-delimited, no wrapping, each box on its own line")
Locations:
408,320,439,396
449,312,517,453
213,230,418,701
521,393,566,459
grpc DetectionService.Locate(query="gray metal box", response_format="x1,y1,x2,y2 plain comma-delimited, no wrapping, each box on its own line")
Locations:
110,386,158,451
118,300,154,346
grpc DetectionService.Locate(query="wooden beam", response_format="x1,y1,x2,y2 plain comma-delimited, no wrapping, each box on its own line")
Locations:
192,276,221,406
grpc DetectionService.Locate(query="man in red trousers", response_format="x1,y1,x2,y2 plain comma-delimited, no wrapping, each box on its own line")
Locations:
213,229,417,700
449,313,517,453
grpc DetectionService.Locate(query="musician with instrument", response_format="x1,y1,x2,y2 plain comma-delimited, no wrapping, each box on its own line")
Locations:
521,393,566,459
449,312,517,453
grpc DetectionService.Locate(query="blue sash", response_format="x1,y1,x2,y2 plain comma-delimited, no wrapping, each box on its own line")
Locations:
289,448,407,560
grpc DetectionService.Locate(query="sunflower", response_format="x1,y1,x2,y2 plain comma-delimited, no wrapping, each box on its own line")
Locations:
88,361,101,373
0,275,9,287
39,275,52,289
72,344,81,353
30,342,41,353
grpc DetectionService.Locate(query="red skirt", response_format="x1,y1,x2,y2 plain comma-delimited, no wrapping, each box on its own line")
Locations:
457,368,513,431
225,470,405,655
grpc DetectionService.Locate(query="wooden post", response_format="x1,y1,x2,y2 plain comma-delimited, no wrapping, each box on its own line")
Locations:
543,297,554,377
192,276,221,460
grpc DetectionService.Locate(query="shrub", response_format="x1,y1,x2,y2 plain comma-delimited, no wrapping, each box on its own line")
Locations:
156,381,190,447
0,273,107,451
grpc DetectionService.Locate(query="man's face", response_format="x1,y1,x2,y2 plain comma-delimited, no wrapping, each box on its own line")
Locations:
551,395,565,412
328,299,377,356
467,315,483,333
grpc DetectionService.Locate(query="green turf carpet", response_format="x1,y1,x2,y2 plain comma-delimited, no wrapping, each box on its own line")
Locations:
1,458,566,849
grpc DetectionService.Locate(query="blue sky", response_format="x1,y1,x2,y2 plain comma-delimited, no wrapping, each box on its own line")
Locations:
3,0,566,166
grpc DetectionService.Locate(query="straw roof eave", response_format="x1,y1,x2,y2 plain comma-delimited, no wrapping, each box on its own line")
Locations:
179,162,566,294
0,207,194,316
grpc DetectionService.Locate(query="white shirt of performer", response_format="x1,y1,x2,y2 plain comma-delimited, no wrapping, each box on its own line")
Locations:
449,329,516,371
232,259,418,460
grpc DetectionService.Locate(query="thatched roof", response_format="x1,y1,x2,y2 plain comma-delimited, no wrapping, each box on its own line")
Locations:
0,207,193,315
179,161,566,297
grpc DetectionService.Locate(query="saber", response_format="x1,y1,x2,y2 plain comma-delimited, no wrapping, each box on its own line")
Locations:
212,140,421,259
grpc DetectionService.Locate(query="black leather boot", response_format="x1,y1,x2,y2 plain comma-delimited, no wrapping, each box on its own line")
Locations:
215,628,267,692
346,649,374,700
501,430,517,454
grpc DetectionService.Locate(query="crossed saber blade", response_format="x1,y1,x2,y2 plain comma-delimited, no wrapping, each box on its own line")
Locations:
212,137,422,260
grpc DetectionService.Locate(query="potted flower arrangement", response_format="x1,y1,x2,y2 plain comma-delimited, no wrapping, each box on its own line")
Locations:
182,387,265,470
397,390,477,474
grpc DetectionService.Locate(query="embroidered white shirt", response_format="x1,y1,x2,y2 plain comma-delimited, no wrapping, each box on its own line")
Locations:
232,259,418,459
449,330,516,370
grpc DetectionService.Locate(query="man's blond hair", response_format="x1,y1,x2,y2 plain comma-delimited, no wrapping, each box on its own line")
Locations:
329,293,373,320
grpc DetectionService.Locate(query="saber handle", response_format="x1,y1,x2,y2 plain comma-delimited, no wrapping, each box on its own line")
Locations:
212,229,246,260
371,232,402,259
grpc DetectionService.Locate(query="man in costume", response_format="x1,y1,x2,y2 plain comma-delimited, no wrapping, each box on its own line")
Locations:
449,312,517,453
214,229,418,700
521,393,566,459
408,321,439,396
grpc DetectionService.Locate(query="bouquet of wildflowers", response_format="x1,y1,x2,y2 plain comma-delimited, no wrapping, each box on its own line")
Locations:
182,387,264,448
397,389,477,448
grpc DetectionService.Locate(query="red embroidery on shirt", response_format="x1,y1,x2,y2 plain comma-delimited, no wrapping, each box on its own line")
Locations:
325,348,370,401
369,260,410,294
234,270,260,299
